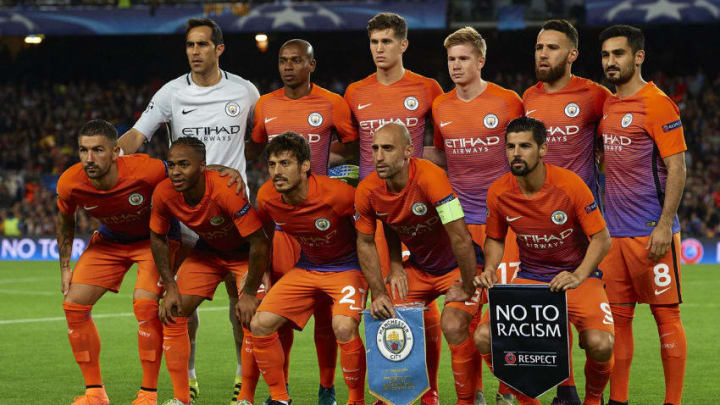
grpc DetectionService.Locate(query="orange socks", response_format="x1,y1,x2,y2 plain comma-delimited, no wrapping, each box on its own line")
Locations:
133,299,163,391
338,336,366,403
253,332,290,401
559,325,577,387
584,355,614,405
425,302,442,393
652,304,686,405
314,307,338,388
609,304,634,402
278,324,295,382
239,327,260,403
162,317,190,404
63,302,103,388
448,338,477,404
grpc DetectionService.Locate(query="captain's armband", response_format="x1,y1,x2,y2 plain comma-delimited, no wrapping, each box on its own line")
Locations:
435,194,464,224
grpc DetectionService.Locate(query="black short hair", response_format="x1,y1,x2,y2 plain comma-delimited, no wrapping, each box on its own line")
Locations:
186,18,224,46
506,117,547,146
280,39,314,60
266,132,311,168
541,19,578,49
599,24,644,53
78,119,118,142
367,12,407,40
171,136,206,161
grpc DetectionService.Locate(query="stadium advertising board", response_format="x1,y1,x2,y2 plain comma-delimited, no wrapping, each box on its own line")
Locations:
0,0,446,36
363,306,429,405
586,0,720,25
489,284,569,398
0,237,88,261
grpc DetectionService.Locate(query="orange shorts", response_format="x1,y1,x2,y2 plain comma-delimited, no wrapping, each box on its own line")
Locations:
176,249,249,299
468,224,520,284
480,275,614,334
257,269,368,329
601,233,682,305
394,261,483,316
71,232,163,296
271,229,302,279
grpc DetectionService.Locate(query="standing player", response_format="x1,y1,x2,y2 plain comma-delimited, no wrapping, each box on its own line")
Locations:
246,38,358,405
474,117,614,405
119,18,260,401
598,25,687,405
356,123,483,405
239,132,367,405
149,137,271,405
522,20,611,403
345,14,444,403
58,120,169,405
431,26,523,405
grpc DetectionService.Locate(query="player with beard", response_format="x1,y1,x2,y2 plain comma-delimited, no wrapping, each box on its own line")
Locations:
598,25,687,405
474,117,614,405
118,18,260,402
521,20,611,404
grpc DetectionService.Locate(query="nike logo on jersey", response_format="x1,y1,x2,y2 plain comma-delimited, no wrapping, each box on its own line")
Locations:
602,114,608,120
440,121,453,127
83,205,98,210
506,216,522,222
525,110,536,116
654,287,671,295
265,117,277,124
358,103,372,110
182,108,197,115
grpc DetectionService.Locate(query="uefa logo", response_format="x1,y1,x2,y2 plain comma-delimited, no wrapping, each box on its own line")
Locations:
210,216,225,226
404,96,419,111
225,101,240,117
128,193,144,206
308,112,323,127
411,202,427,216
377,318,414,362
315,217,331,231
564,103,580,118
505,352,517,365
680,238,703,264
483,113,499,129
551,210,567,225
621,113,633,128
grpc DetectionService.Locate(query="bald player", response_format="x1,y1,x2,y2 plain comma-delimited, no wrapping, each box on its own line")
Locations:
356,122,484,405
247,38,358,405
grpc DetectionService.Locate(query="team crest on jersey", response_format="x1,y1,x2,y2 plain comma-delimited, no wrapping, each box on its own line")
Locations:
128,193,144,206
483,114,499,129
411,202,427,216
564,103,580,118
551,210,568,225
210,216,225,226
225,102,240,117
621,113,633,128
308,112,323,127
315,217,331,231
404,96,419,111
377,318,414,361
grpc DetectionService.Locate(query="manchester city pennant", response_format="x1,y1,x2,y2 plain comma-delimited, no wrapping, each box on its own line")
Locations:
364,305,429,405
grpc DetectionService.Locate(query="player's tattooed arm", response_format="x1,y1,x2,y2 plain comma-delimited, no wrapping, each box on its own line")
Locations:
150,230,180,324
237,228,271,328
647,152,686,261
206,165,247,196
357,230,395,319
56,211,76,295
443,218,478,301
475,237,504,289
550,227,611,292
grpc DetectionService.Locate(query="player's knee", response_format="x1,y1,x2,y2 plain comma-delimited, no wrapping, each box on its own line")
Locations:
650,304,681,324
332,317,358,342
581,330,614,361
473,323,491,354
440,310,470,344
250,312,277,337
133,298,159,322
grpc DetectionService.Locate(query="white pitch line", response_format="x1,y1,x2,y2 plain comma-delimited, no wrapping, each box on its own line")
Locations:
0,277,53,285
0,305,229,325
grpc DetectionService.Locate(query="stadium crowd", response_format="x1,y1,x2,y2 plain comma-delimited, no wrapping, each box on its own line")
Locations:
1,70,718,238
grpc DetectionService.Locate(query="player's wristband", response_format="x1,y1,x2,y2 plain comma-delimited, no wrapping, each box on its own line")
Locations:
436,195,464,224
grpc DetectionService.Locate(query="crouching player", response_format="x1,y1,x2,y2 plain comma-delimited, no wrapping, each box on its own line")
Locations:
474,117,614,405
238,132,367,405
149,137,271,405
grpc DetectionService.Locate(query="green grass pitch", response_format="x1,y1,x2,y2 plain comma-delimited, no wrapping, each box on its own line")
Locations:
1,262,718,404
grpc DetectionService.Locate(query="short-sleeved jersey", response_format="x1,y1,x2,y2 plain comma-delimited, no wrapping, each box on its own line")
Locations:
57,154,166,242
598,81,686,237
251,84,357,175
150,170,263,253
355,158,481,275
256,174,358,271
345,70,443,179
486,164,606,282
133,70,260,177
432,83,524,225
523,76,610,195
